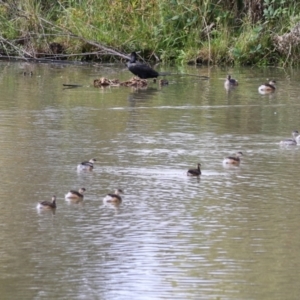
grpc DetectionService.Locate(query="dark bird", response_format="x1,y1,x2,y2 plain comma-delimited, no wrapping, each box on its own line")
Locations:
127,52,165,79
37,196,57,210
77,158,97,171
224,74,238,88
187,163,201,176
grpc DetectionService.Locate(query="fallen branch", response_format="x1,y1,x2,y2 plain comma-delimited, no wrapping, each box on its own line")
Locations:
0,35,34,59
37,16,130,60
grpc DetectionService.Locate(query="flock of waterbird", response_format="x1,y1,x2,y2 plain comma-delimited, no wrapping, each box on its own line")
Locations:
186,75,298,179
37,130,297,211
224,74,276,94
37,151,245,211
37,54,296,210
126,52,276,94
37,159,124,211
186,129,300,177
223,75,300,142
187,151,244,177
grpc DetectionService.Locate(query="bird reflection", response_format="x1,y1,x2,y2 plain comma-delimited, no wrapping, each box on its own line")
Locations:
37,208,56,215
224,85,237,94
102,198,122,214
103,201,122,209
127,87,159,104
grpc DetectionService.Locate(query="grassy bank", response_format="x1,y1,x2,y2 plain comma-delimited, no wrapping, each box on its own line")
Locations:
1,0,300,66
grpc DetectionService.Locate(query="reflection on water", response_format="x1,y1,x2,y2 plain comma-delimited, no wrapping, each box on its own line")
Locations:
127,87,160,104
0,62,300,299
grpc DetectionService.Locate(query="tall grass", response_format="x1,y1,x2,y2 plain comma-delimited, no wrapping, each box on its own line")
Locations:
0,0,300,65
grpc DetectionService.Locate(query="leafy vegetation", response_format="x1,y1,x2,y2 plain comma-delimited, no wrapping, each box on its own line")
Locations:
0,0,300,65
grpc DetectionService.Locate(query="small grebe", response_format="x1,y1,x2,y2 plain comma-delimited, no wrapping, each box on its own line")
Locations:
187,163,201,176
223,152,243,165
77,158,96,171
224,75,238,88
37,196,57,210
280,130,299,146
258,80,276,93
103,189,124,203
65,188,86,200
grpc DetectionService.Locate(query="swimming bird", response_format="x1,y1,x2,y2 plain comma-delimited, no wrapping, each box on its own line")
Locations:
187,163,201,176
280,130,299,146
103,189,124,203
223,152,243,165
77,158,97,171
37,196,57,210
127,52,164,79
159,79,169,86
65,188,86,200
224,75,238,88
258,79,276,93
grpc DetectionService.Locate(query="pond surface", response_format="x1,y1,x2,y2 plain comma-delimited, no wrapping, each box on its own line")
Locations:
0,60,300,300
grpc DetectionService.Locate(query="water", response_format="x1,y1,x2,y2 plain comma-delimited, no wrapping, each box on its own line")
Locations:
0,61,300,299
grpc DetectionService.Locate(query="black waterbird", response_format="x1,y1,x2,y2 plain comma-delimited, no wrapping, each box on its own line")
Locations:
126,52,169,79
187,163,201,176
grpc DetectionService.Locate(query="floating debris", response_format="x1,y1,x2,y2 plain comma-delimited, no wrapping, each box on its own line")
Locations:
93,77,149,88
63,84,83,88
120,77,148,88
94,77,120,87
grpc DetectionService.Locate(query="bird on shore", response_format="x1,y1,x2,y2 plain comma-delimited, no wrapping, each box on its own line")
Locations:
103,189,124,204
187,163,201,176
223,152,243,165
127,52,169,79
37,196,57,210
65,188,86,200
258,79,276,93
224,74,238,88
77,158,97,171
280,130,299,146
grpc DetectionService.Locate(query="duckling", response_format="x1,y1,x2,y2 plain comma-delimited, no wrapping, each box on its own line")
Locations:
103,189,124,203
77,158,96,171
37,196,56,210
65,188,86,200
223,152,243,165
258,79,276,93
224,75,238,88
187,163,201,176
280,130,299,146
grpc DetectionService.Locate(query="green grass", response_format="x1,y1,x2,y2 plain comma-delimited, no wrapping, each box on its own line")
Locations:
0,0,299,65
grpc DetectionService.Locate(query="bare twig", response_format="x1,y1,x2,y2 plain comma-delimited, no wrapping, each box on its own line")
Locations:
0,1,130,61
0,36,34,59
37,16,130,60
